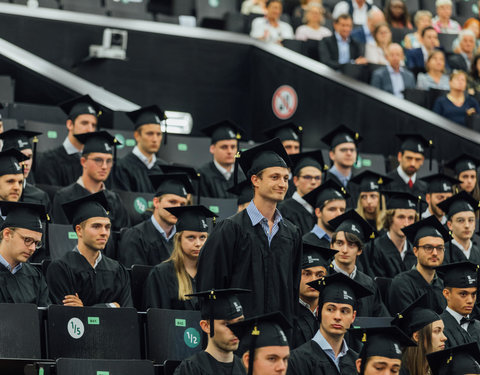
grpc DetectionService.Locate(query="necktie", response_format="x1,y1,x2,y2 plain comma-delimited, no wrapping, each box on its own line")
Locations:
408,179,413,188
460,317,473,325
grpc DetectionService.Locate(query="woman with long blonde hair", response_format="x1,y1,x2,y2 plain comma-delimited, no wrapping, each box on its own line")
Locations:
143,205,217,310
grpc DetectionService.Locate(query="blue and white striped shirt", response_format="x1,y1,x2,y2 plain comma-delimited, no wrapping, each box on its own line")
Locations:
0,252,22,274
246,200,283,245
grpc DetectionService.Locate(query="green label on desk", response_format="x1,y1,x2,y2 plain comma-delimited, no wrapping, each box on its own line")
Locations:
362,159,372,167
176,318,186,327
88,317,100,325
97,372,109,375
209,206,219,214
47,131,57,139
126,139,136,147
178,143,188,151
68,232,78,240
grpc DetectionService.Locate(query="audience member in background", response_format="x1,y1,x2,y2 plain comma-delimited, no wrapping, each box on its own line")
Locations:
403,10,433,49
445,153,480,202
384,0,412,29
420,173,458,224
0,149,28,205
448,30,477,72
250,0,294,44
433,70,480,126
143,206,216,310
453,18,480,53
432,0,461,33
295,2,332,41
468,53,480,97
370,43,416,98
263,122,302,155
365,22,392,65
241,0,267,15
417,50,450,90
406,26,440,74
351,8,386,44
318,14,368,70
332,0,378,27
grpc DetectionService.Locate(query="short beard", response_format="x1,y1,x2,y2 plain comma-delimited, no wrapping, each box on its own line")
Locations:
322,219,334,232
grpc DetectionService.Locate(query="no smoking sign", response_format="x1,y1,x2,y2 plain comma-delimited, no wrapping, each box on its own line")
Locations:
272,85,298,120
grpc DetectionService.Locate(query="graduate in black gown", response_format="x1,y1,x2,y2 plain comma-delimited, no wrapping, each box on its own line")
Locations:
52,131,129,230
229,312,291,375
293,243,337,349
436,261,480,348
118,173,193,268
302,180,348,247
419,173,459,225
173,288,249,375
196,139,302,327
46,192,132,307
198,120,246,199
143,205,217,310
0,201,50,306
287,273,373,375
321,125,362,209
278,150,327,235
114,105,169,193
327,210,390,317
388,216,451,315
0,148,29,207
427,342,480,375
438,191,480,264
35,95,101,187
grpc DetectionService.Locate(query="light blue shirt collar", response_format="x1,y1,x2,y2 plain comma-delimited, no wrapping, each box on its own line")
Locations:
63,137,82,155
0,252,22,274
312,330,349,371
150,215,176,241
246,200,283,245
213,159,234,181
311,224,331,242
328,165,351,188
132,145,157,169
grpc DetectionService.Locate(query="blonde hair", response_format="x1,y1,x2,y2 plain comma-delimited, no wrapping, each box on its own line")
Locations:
356,193,385,231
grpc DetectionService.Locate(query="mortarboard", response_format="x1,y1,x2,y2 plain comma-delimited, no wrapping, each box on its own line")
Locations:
289,150,328,177
165,205,218,232
58,95,102,120
227,180,254,206
328,209,378,243
420,173,460,194
126,105,167,143
301,242,338,269
161,164,201,203
350,171,392,193
436,261,479,288
401,216,451,246
0,201,48,232
321,124,362,150
397,134,431,155
437,191,480,219
427,342,480,375
263,122,303,148
445,153,480,175
382,190,422,211
74,131,120,156
0,129,41,151
0,148,28,176
61,191,110,229
149,173,194,198
303,179,349,209
200,120,244,144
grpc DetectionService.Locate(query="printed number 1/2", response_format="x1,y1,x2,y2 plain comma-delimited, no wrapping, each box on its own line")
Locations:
186,332,197,344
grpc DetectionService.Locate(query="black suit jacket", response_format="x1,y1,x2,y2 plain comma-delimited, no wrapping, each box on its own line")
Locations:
447,53,469,72
441,309,480,348
318,34,364,70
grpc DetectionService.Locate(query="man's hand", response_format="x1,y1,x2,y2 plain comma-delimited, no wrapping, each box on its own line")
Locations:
355,56,368,65
63,293,83,307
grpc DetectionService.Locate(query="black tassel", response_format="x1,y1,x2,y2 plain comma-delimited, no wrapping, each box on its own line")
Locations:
196,173,201,205
163,118,168,145
298,126,303,153
113,137,118,177
209,292,215,338
31,136,38,174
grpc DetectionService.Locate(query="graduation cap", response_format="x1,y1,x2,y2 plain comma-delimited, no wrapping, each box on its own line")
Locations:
61,191,110,229
126,105,168,144
161,164,201,203
227,180,253,206
228,312,290,375
436,261,479,288
200,120,244,144
0,201,48,233
289,150,328,177
0,129,42,175
350,171,393,193
391,293,442,336
397,134,434,170
185,288,251,337
303,179,349,209
263,122,303,147
445,153,480,175
149,173,194,198
235,138,291,185
302,242,338,269
437,191,480,219
74,131,120,156
401,215,451,246
0,148,28,176
321,124,362,150
427,342,480,375
308,272,373,308
165,205,218,232
328,209,378,243
58,95,102,120
382,190,422,210
420,173,460,194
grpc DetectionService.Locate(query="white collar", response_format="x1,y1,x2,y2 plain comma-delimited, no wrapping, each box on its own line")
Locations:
332,259,357,279
446,306,470,330
452,238,473,259
397,165,416,184
387,231,408,260
63,137,82,155
213,159,234,180
292,191,314,214
132,145,156,169
76,176,105,192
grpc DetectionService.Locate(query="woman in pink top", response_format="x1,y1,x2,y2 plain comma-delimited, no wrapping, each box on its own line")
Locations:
295,2,332,41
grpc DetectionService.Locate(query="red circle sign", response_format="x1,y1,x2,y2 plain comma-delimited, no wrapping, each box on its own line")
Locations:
272,85,298,120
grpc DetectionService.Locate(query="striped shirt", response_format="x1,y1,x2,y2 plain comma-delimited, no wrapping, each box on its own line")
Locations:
246,200,283,245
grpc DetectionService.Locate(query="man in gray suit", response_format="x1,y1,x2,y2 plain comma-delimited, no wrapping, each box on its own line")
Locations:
370,43,416,98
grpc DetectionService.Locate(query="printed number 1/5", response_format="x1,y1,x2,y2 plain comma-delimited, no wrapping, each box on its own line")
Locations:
186,332,197,344
71,321,81,336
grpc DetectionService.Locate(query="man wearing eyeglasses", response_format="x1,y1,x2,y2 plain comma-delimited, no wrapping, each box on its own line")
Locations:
278,150,326,235
0,201,50,306
388,216,451,315
51,131,129,230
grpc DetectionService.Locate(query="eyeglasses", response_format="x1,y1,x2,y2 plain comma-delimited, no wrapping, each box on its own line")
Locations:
300,175,322,181
418,244,445,253
13,230,42,249
87,157,113,167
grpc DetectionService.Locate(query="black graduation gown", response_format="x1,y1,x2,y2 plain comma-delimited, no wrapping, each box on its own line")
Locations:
386,170,428,200
278,198,316,236
444,241,480,265
292,303,319,349
0,262,50,307
197,161,245,199
196,210,302,326
35,146,82,187
368,233,417,278
287,340,358,375
324,171,359,209
302,231,330,247
46,251,133,307
21,183,52,214
118,218,173,268
440,310,480,348
52,182,130,230
143,260,198,310
388,269,446,315
174,351,246,375
113,152,165,193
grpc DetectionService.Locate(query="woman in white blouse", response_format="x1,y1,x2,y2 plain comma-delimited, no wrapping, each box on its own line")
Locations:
295,2,332,41
365,23,392,65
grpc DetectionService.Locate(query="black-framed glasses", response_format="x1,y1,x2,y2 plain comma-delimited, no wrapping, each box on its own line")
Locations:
87,157,113,167
418,244,445,253
13,230,42,249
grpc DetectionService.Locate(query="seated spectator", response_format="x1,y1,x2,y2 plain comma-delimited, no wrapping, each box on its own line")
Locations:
432,0,461,34
453,18,480,53
292,0,315,22
406,26,440,73
468,53,480,96
384,0,412,29
241,0,267,15
370,43,416,98
403,10,433,49
351,8,386,44
448,30,477,72
365,22,392,65
318,14,367,70
332,0,379,27
250,0,294,43
295,2,332,41
417,50,450,90
433,70,480,125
